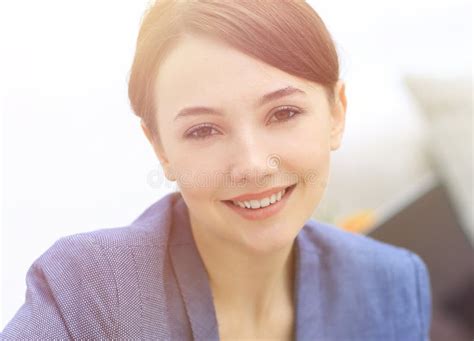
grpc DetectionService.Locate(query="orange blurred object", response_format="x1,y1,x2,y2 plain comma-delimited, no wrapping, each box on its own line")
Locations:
337,210,377,234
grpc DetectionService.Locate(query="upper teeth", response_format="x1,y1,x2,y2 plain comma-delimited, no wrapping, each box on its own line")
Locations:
232,188,286,209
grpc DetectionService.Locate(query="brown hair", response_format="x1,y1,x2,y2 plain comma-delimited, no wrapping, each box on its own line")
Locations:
128,0,339,143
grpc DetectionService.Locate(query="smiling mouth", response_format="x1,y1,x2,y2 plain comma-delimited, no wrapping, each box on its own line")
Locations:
222,183,296,209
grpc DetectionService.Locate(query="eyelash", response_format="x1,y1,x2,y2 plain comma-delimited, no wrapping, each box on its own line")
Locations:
184,106,304,140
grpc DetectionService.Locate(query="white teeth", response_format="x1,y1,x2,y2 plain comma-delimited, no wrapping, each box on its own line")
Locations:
231,188,288,209
260,197,270,207
250,200,260,209
277,191,282,201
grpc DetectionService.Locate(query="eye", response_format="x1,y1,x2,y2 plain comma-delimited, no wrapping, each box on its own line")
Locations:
268,106,303,125
184,123,220,140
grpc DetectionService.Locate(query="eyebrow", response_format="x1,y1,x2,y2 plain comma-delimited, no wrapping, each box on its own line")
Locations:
173,86,306,121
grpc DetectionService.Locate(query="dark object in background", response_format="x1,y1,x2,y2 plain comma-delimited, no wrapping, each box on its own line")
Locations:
369,181,474,341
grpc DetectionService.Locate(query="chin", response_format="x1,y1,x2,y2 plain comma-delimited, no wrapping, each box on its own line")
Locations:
234,221,298,256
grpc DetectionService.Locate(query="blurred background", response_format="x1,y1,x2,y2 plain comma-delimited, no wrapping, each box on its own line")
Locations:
1,0,472,338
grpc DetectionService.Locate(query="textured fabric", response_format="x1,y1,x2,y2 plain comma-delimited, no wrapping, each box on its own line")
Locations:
1,191,432,340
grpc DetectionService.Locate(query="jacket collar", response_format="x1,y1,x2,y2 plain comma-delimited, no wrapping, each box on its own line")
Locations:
168,192,322,340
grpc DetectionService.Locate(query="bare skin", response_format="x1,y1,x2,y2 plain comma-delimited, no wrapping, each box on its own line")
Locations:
211,234,296,340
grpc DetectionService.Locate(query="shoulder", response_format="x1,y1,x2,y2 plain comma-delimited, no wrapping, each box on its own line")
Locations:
301,218,431,289
1,192,181,339
34,191,183,289
300,219,432,339
300,218,424,268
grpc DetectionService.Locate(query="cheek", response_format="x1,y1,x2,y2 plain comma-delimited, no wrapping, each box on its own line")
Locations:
174,152,223,198
282,120,332,175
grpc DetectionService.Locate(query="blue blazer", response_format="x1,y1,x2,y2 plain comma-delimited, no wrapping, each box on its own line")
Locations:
1,191,432,340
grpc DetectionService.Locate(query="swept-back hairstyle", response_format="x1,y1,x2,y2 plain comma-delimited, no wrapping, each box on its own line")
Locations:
128,0,339,143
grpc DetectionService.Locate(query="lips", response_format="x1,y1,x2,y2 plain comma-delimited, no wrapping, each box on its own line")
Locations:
223,184,295,202
221,183,297,220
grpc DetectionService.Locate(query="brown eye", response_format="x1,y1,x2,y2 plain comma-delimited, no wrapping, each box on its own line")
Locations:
185,124,220,140
269,106,302,124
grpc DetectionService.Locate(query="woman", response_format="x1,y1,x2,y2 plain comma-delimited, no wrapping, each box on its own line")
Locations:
1,0,432,340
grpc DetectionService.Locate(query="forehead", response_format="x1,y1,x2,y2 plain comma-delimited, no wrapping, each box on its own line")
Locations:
154,34,324,120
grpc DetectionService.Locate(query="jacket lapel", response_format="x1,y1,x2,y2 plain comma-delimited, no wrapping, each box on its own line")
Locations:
293,228,324,340
168,195,220,341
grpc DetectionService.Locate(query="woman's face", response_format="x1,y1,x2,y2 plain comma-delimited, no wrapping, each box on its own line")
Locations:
143,34,346,253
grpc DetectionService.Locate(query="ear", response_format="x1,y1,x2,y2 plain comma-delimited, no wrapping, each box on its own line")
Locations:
140,120,177,181
329,80,347,151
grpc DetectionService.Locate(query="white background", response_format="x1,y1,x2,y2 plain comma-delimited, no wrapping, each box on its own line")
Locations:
1,0,472,329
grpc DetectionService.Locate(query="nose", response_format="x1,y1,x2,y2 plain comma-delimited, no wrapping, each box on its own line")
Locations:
225,132,279,188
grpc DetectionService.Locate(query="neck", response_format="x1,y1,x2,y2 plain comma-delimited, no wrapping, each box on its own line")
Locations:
189,216,296,326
